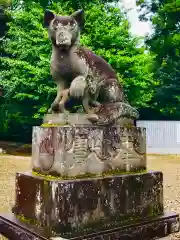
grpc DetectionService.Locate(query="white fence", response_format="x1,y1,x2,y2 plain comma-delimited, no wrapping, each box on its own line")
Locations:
136,120,180,154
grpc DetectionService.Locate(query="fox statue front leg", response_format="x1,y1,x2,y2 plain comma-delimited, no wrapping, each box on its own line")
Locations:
48,80,70,113
49,76,90,114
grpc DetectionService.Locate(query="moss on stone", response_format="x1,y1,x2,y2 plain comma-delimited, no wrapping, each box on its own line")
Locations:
15,198,161,238
124,123,135,129
16,214,39,226
41,123,65,127
148,204,163,218
43,180,49,198
32,168,147,181
58,213,155,238
16,211,159,238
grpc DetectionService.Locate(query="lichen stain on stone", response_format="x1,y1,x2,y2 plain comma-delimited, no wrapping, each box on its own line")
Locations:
91,198,103,221
35,185,42,220
109,189,116,214
51,182,59,201
81,212,91,225
71,204,81,228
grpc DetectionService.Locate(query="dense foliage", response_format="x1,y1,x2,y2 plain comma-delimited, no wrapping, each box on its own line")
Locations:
137,0,180,119
0,0,156,142
0,0,11,38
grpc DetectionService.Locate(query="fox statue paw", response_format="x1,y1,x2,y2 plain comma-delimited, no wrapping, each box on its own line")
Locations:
86,113,99,123
69,76,86,98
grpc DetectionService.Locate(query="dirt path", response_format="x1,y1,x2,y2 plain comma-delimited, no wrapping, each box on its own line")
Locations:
0,154,180,239
147,155,180,215
147,155,180,239
0,155,31,213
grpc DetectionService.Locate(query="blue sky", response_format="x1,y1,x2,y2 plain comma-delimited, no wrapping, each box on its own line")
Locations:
119,0,152,36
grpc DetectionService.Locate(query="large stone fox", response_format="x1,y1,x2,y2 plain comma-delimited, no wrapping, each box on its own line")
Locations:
44,9,126,116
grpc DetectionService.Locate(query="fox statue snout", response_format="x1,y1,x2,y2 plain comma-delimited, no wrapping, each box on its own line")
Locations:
56,30,72,47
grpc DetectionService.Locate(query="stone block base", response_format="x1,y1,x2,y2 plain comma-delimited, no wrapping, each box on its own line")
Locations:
32,124,146,176
12,171,163,238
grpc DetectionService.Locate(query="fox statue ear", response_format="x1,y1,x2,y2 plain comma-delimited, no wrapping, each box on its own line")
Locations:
44,10,55,27
71,9,84,28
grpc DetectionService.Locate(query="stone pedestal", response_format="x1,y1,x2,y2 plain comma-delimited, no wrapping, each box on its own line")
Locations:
12,171,163,238
32,115,146,176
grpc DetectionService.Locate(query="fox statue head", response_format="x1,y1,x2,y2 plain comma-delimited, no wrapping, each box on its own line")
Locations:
44,9,84,51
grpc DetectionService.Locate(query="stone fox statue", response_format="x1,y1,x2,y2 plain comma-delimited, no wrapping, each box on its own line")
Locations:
44,9,126,116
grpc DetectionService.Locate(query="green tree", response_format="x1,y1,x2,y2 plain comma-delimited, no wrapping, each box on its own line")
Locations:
0,0,11,38
0,0,155,141
137,0,180,119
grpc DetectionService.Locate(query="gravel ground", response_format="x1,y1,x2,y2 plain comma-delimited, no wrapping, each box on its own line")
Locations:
1,154,180,239
147,155,180,240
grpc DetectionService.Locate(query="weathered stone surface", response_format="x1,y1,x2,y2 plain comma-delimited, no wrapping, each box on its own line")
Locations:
43,113,136,127
12,171,163,237
32,124,146,176
88,102,139,125
44,103,138,126
43,113,92,125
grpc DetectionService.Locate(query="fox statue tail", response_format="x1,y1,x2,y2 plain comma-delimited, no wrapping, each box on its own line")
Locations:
87,102,139,126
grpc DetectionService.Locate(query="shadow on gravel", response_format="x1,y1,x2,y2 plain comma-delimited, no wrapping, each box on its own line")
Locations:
0,141,31,156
